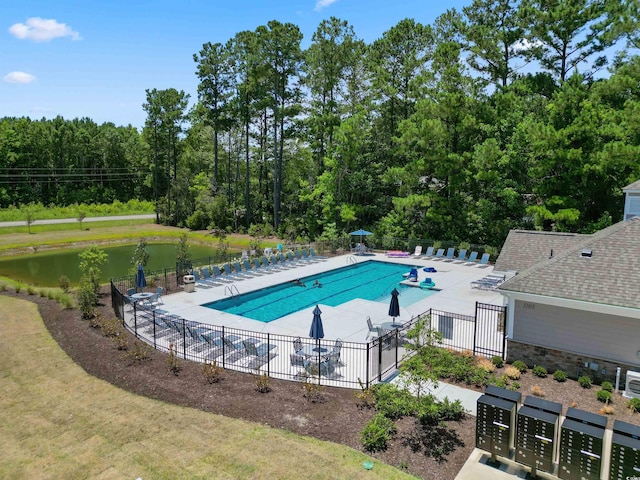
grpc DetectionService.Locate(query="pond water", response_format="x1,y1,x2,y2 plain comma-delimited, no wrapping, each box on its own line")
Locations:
0,243,222,287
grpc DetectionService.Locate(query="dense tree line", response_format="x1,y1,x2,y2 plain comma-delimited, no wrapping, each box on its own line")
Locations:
2,0,639,248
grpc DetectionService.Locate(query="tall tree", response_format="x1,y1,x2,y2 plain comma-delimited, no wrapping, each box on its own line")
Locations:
521,0,624,83
193,42,235,194
462,0,527,87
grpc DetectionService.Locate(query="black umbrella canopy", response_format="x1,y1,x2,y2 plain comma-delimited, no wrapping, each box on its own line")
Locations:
388,288,400,324
309,305,324,340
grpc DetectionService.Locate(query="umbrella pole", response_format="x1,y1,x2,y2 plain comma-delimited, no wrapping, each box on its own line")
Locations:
316,338,321,385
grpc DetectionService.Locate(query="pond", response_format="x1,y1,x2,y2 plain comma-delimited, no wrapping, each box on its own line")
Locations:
0,243,224,287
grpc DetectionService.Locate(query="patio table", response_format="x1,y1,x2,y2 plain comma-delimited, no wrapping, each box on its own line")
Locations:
130,292,154,303
300,345,328,357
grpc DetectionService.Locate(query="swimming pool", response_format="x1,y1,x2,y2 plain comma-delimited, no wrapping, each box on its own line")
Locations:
202,260,438,322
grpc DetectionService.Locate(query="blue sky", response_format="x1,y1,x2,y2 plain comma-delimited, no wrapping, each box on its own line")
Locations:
2,0,469,129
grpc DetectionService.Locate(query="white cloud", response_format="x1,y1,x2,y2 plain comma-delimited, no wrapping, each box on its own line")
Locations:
4,71,36,83
9,17,80,42
513,38,542,53
314,0,338,11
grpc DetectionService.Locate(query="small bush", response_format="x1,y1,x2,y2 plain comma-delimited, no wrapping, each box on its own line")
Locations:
127,341,152,361
254,371,271,393
505,366,521,380
627,398,640,413
39,289,47,297
532,366,547,378
58,275,70,293
361,413,397,452
15,285,21,293
599,405,615,415
601,381,613,392
355,379,376,408
166,343,181,375
596,390,612,403
553,370,568,382
26,286,35,295
372,384,416,419
202,361,223,383
491,356,504,368
511,360,527,373
510,382,521,391
476,357,496,373
578,376,592,388
530,385,545,397
494,376,507,389
302,377,324,403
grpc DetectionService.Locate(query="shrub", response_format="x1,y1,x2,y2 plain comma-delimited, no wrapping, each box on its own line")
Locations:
39,289,47,297
166,343,181,375
0,283,5,292
511,360,527,373
491,356,504,368
254,371,271,393
553,370,568,382
302,377,324,403
510,382,521,391
127,341,152,362
530,385,545,397
477,358,496,373
372,383,416,419
599,405,615,415
202,361,223,383
578,376,592,388
601,381,613,392
627,398,640,413
596,390,612,403
494,376,508,389
505,366,521,380
355,379,376,408
15,284,21,293
26,286,35,295
361,413,397,452
58,275,70,293
532,366,547,378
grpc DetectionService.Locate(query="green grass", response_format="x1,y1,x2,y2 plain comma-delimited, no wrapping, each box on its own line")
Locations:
0,295,413,480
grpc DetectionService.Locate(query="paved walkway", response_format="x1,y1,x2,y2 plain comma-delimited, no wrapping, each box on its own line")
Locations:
0,213,155,227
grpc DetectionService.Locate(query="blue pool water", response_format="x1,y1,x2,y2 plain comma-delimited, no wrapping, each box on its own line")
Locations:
202,260,438,322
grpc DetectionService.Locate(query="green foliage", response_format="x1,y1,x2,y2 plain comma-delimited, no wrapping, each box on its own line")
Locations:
254,372,271,393
361,413,397,452
578,376,592,388
553,370,568,382
627,398,640,413
596,390,612,403
130,238,150,269
511,360,528,373
77,282,97,319
176,233,191,266
491,356,504,368
78,246,107,296
372,383,416,419
166,343,181,375
601,381,613,392
202,361,223,383
58,275,70,293
532,366,548,378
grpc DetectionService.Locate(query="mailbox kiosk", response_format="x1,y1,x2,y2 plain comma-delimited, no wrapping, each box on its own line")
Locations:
558,407,606,480
515,396,562,477
477,386,521,463
609,419,640,480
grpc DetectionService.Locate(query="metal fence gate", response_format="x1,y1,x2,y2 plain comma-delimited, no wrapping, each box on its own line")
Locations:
474,302,507,359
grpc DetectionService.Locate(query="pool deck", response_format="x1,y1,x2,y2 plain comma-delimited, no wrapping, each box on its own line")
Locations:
157,253,505,343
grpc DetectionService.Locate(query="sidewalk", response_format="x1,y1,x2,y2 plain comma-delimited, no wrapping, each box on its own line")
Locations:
0,213,155,228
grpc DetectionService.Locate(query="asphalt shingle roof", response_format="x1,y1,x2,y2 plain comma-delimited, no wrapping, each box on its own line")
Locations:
498,217,640,310
493,230,586,273
623,179,640,191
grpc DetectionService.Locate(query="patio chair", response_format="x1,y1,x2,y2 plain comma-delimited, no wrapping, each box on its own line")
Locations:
192,270,213,288
152,286,164,305
213,265,233,282
293,336,304,355
127,288,136,296
432,248,445,260
465,251,478,264
233,261,251,277
290,353,307,377
366,316,384,340
442,247,455,261
454,249,468,262
309,247,326,260
410,245,423,257
201,267,218,283
422,246,435,258
261,256,276,271
478,253,491,266
406,267,418,282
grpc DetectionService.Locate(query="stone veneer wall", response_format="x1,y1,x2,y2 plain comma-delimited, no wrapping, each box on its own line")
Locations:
507,340,639,385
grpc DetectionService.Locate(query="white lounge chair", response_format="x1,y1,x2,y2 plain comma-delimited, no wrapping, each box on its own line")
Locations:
410,245,423,257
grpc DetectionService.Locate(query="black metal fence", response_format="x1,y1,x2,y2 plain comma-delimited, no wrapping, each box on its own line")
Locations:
111,280,506,389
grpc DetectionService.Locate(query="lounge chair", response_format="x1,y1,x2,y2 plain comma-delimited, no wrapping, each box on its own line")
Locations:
243,340,277,370
465,251,478,264
201,267,218,284
309,247,326,260
478,253,491,266
442,247,455,261
406,268,418,282
422,246,435,257
432,248,445,260
287,251,302,266
233,261,251,277
261,256,277,271
454,249,468,262
253,258,266,272
192,271,213,288
243,259,263,275
410,245,423,257
212,265,233,281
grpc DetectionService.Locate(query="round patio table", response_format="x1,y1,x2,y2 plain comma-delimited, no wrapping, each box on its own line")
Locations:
131,292,154,303
300,345,328,357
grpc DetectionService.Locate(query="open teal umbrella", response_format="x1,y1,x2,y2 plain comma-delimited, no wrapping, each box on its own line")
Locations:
350,229,373,248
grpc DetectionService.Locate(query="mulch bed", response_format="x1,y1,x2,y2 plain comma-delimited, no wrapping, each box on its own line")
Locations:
7,288,640,479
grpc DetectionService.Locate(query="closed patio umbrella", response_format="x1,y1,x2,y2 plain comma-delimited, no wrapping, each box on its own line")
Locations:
309,305,325,382
388,287,400,325
135,264,147,291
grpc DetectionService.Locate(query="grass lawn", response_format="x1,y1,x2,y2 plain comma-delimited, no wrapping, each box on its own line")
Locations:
0,295,413,479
